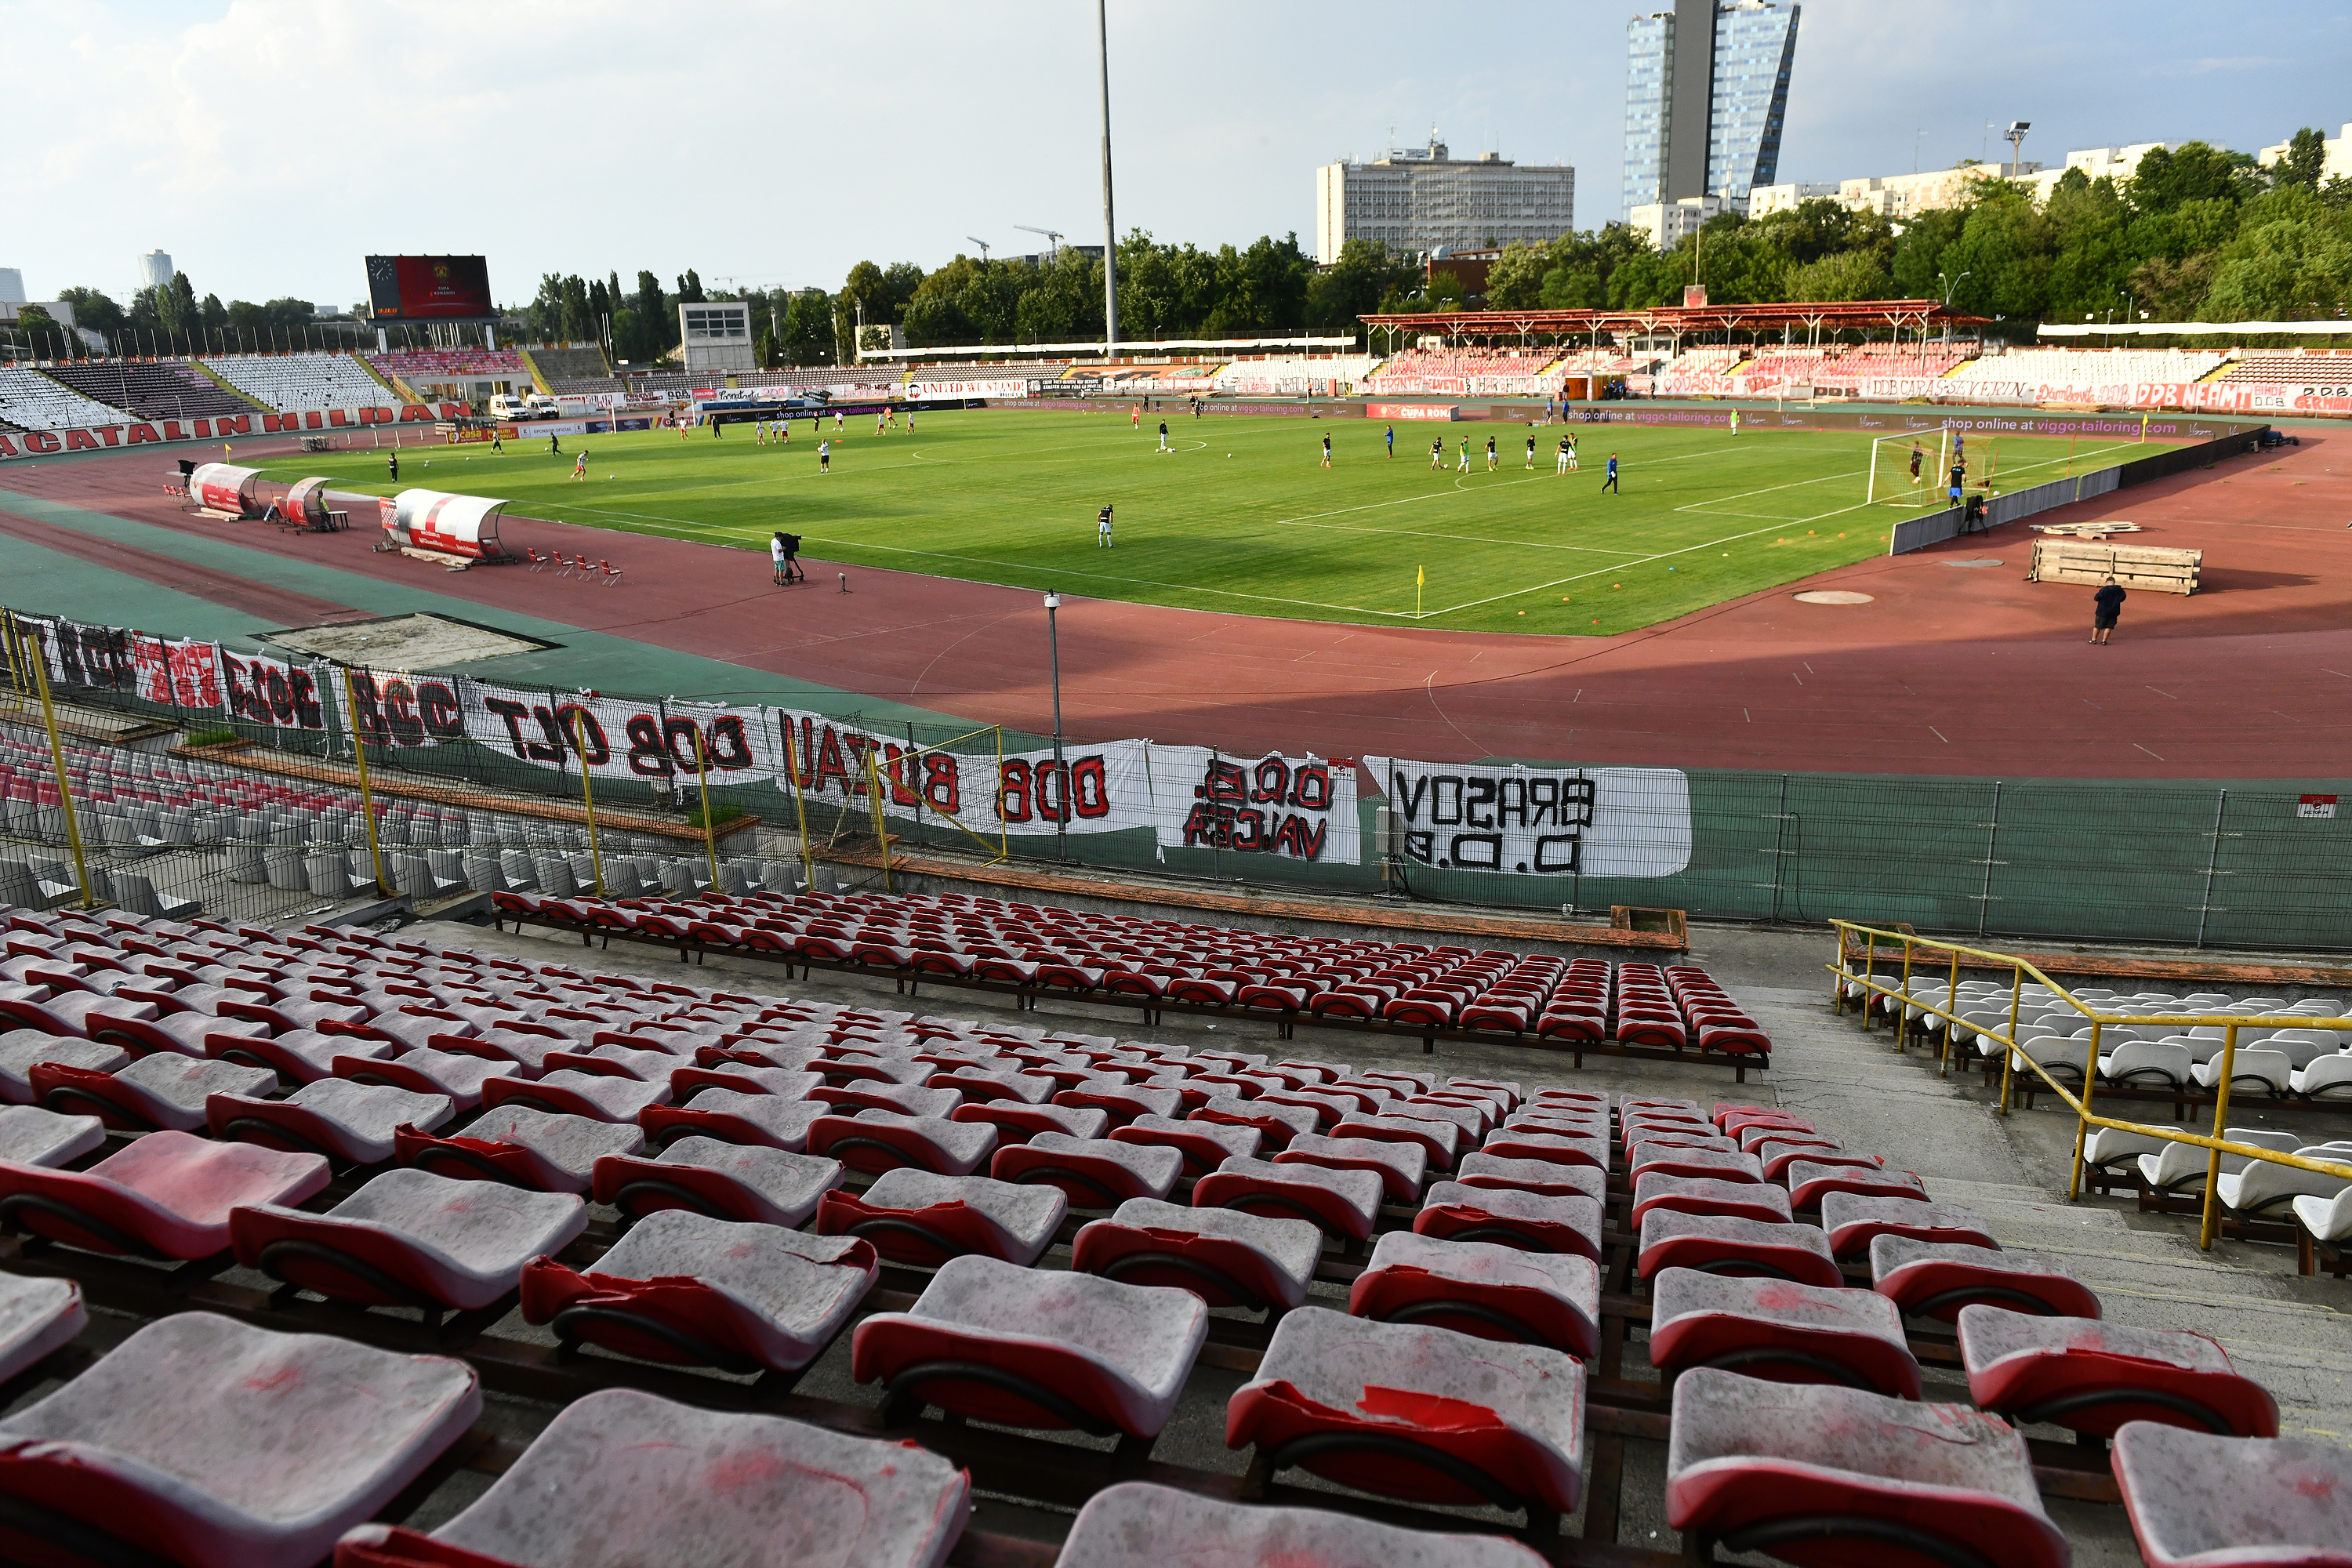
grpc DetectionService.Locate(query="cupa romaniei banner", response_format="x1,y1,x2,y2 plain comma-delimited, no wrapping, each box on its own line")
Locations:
1364,757,1692,877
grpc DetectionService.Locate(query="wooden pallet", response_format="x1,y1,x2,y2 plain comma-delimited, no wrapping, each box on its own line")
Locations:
2027,537,2201,595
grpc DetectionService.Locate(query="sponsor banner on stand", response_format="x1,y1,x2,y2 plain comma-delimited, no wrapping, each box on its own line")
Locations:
1365,402,1459,421
1366,757,1692,878
903,379,1029,402
0,402,474,461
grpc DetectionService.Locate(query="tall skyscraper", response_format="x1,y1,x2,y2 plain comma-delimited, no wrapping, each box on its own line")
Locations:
1623,0,1800,216
138,250,174,293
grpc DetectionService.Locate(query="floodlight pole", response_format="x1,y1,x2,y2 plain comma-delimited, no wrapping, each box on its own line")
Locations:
1044,592,1065,862
1097,0,1119,362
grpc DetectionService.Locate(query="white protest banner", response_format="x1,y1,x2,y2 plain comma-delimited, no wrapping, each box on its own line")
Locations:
464,682,779,787
1365,758,1692,877
1146,746,1360,866
775,710,1155,842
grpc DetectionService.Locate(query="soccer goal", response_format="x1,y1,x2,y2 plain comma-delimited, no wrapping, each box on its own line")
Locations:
1866,427,1947,506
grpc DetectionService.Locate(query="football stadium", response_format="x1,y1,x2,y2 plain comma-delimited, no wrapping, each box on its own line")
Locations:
0,5,2347,1565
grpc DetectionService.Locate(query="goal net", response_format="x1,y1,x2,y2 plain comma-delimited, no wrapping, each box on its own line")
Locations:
1865,428,1948,507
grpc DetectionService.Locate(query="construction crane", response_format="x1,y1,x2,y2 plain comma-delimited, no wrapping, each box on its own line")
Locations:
1014,225,1065,261
967,236,992,262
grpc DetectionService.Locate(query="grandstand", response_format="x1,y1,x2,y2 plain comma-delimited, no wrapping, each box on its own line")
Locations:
41,360,255,422
1809,346,1973,386
625,368,901,395
2218,350,2352,386
367,348,526,379
0,365,132,430
520,345,612,390
202,351,394,412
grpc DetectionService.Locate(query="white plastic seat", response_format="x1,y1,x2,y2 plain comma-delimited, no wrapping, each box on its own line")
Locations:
817,1167,1066,1266
2216,1148,2352,1219
207,1079,453,1163
2138,1129,2299,1195
0,1030,124,1105
594,1136,844,1228
397,1105,642,1194
1348,1230,1599,1356
2292,1185,2352,1246
336,1387,970,1568
2100,1038,2194,1088
2190,1047,2296,1095
0,1312,480,1568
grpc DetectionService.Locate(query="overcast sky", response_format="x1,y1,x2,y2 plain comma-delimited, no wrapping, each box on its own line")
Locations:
6,0,2347,310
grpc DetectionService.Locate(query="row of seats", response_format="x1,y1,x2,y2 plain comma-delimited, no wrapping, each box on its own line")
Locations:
1849,967,2352,1266
2216,350,2352,387
201,352,393,410
1365,348,1566,383
492,886,1772,1058
1869,971,2352,1098
0,365,132,430
1944,347,2226,386
1809,347,1970,385
0,923,2324,1568
368,350,524,378
41,360,252,420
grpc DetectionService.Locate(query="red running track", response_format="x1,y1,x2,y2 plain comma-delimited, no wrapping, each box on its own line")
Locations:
3,427,2347,779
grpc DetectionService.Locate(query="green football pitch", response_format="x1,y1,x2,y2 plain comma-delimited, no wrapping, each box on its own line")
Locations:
257,410,2136,635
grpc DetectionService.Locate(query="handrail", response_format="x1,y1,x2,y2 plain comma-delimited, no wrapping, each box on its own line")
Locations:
1828,918,2352,1251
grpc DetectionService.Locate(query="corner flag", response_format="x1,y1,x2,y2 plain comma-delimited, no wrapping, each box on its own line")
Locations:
1416,564,1425,618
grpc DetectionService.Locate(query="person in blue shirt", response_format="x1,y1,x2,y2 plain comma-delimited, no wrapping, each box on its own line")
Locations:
1602,453,1620,493
1385,424,1394,457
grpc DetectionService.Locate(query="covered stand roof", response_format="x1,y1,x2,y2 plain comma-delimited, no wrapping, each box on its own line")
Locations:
1359,299,1991,339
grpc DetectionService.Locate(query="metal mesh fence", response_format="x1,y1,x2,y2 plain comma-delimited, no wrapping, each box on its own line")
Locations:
1,604,2343,949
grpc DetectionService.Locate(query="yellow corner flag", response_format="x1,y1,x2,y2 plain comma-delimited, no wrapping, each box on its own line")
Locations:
1416,564,1425,617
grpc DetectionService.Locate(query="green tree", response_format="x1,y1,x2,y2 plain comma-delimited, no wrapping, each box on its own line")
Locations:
2129,141,2259,215
1480,242,1548,309
2278,127,2328,191
676,269,706,304
1307,239,1414,330
1890,207,1966,297
55,288,122,347
1782,249,1892,302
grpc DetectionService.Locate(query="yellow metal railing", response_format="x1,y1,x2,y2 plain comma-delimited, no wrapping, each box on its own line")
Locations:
1828,919,2352,1251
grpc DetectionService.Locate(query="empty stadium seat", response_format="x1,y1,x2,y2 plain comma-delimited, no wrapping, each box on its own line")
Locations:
1648,1267,1922,1398
855,1254,1207,1444
1071,1197,1320,1312
815,1168,1065,1266
521,1211,876,1377
0,1312,480,1568
1227,1306,1584,1525
593,1137,843,1227
1665,1367,2067,1568
0,1129,325,1258
0,1272,82,1385
333,1387,970,1568
2108,1421,2352,1568
1958,1305,2277,1439
1348,1231,1599,1356
1871,1236,2101,1321
1052,1481,1544,1568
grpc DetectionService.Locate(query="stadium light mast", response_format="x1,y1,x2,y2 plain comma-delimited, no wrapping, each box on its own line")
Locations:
2005,122,2031,181
1097,0,1118,361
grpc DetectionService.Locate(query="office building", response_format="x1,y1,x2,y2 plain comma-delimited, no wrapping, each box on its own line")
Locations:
0,269,23,307
1623,0,1801,216
1314,134,1575,264
137,250,174,293
2257,122,2352,183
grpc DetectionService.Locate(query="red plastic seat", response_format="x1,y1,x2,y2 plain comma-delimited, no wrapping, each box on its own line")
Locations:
208,1080,453,1164
1051,1480,1542,1568
2110,1422,2352,1568
815,1168,1065,1267
1275,1132,1425,1203
1631,1172,1795,1228
591,1135,842,1227
807,1108,996,1176
1871,1236,2100,1322
1649,1267,1922,1398
1227,1306,1584,1526
1349,1231,1599,1356
1666,1367,2067,1568
1071,1197,1322,1313
991,1132,1181,1209
0,1312,480,1568
0,1130,326,1259
1110,1114,1259,1178
855,1254,1207,1444
521,1212,875,1377
1414,1180,1602,1261
1639,1210,1841,1287
1454,1152,1606,1202
334,1387,969,1568
1821,1193,1995,1258
35,1054,274,1133
1194,1155,1381,1242
1959,1305,2278,1439
1786,1159,1928,1210
394,1106,644,1195
230,1167,587,1315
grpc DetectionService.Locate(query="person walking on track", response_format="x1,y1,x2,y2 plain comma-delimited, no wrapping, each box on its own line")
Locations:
2090,576,2125,644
